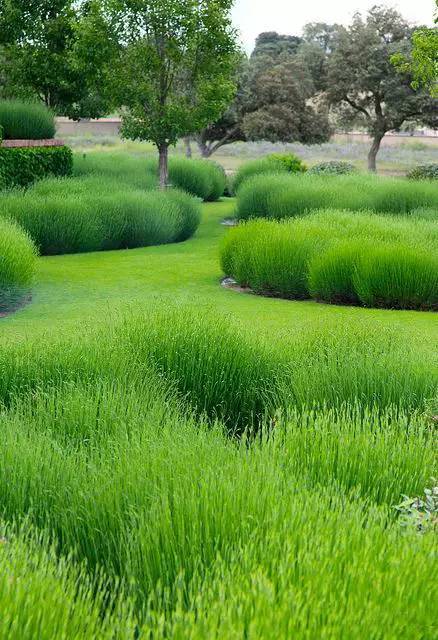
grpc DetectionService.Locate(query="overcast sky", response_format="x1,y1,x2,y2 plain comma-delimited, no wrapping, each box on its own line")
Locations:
232,1,437,52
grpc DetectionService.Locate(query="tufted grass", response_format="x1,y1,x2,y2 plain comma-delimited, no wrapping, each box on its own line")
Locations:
0,217,37,310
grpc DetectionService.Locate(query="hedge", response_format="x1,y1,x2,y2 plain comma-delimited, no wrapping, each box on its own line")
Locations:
0,146,73,189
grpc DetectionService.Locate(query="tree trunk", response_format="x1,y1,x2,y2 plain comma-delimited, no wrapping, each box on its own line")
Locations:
197,139,212,158
158,143,169,189
367,133,384,172
184,137,192,158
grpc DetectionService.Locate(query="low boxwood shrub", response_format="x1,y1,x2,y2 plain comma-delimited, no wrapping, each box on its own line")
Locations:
0,217,37,310
236,173,438,221
221,211,438,310
0,100,55,140
0,146,73,189
308,161,357,176
232,154,306,194
406,164,438,180
0,183,201,255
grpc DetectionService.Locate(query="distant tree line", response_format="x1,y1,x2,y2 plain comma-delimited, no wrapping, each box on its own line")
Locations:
0,1,436,172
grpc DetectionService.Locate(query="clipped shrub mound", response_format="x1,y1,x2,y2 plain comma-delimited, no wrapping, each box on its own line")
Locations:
0,146,73,189
0,217,37,311
0,182,201,255
0,100,55,140
221,211,438,310
407,163,438,180
308,160,357,176
232,153,306,193
236,173,438,220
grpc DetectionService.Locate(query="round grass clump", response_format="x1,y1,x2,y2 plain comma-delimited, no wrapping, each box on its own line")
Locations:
0,217,37,310
0,100,55,140
0,182,201,255
73,152,157,190
232,154,306,194
168,158,226,201
221,211,438,311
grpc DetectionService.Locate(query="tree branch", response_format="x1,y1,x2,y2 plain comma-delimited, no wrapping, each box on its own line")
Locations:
343,96,371,120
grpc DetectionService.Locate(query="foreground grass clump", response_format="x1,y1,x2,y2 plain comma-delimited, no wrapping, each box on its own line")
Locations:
232,153,306,194
0,100,55,140
236,172,438,220
0,217,37,310
0,524,134,639
222,211,438,310
0,379,435,633
0,183,201,255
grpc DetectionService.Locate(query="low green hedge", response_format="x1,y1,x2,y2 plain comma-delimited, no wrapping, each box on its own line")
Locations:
0,100,55,140
0,217,37,311
0,146,73,189
221,211,438,311
0,180,201,255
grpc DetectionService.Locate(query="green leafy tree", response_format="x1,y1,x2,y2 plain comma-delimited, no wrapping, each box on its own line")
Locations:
105,0,237,187
0,0,115,118
392,3,438,97
326,6,438,171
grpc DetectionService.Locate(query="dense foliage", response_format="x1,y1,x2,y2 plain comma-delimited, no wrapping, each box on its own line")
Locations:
407,163,438,180
0,216,37,310
0,100,55,139
221,211,438,310
308,160,357,175
0,146,73,189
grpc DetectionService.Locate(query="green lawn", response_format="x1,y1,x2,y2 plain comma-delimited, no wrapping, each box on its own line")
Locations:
2,198,436,354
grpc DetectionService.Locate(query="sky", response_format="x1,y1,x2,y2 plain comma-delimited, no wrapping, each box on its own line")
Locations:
232,0,437,52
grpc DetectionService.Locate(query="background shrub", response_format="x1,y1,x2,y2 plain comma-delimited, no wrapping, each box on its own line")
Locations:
406,163,438,180
236,173,438,220
0,217,37,310
0,100,55,140
0,146,73,189
221,211,438,310
308,160,357,175
266,152,307,173
0,184,201,255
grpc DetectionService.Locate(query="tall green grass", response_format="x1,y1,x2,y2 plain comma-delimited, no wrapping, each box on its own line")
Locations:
0,524,134,639
0,217,37,310
167,157,226,201
0,100,55,140
236,173,438,220
0,304,435,631
0,183,201,255
222,211,438,310
232,154,306,194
